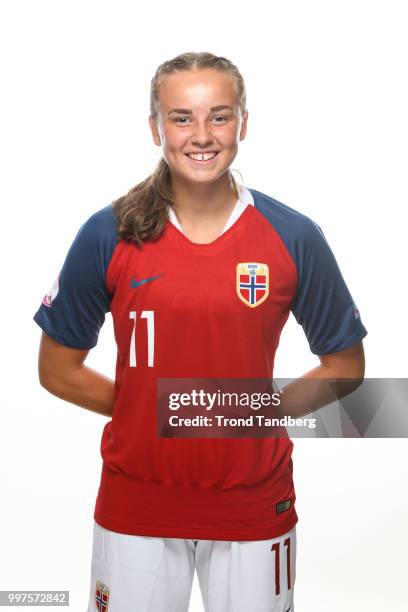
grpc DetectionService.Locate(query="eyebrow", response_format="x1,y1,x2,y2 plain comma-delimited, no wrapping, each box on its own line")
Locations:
167,105,234,115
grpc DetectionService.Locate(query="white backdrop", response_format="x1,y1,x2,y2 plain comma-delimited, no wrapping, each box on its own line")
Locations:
1,0,407,610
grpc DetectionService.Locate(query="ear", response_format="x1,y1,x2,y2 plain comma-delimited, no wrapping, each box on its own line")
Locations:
149,116,161,146
239,110,248,141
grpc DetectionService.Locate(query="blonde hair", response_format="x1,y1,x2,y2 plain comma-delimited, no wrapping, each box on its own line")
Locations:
113,52,247,246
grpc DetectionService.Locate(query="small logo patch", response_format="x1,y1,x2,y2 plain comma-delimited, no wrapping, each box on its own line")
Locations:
276,499,291,514
42,274,60,308
95,580,110,611
236,262,269,308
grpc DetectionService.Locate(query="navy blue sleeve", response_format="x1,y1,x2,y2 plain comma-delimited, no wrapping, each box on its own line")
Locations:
250,187,368,356
33,203,118,350
290,218,367,355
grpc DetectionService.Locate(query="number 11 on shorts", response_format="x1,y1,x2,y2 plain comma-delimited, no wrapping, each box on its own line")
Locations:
271,537,291,595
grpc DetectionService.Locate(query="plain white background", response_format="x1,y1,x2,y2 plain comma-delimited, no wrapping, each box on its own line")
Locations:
1,0,407,610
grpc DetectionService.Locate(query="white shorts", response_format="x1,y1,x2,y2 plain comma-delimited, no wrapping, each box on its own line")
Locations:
87,521,296,612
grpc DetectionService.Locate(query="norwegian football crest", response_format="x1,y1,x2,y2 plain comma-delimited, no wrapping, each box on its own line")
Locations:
95,580,110,611
236,262,269,308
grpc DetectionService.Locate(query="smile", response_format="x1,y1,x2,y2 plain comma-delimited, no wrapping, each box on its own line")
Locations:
185,151,219,162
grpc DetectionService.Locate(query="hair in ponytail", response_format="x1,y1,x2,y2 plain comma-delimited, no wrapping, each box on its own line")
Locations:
112,51,247,246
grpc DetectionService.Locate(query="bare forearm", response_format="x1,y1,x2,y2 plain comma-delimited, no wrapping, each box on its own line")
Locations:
275,361,364,419
41,365,115,417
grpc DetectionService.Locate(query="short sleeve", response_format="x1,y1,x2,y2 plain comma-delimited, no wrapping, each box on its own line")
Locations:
33,204,118,350
290,219,368,355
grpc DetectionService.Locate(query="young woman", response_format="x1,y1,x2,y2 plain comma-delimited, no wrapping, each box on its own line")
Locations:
33,52,367,612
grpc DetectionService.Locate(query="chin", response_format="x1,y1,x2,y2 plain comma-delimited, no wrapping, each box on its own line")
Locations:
186,173,225,185
172,168,223,184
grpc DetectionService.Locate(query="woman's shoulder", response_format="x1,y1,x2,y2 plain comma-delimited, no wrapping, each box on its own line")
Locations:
74,202,118,247
60,203,119,274
81,202,117,233
246,186,323,244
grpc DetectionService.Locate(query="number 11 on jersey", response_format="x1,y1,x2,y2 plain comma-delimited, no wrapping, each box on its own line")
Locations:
129,310,155,367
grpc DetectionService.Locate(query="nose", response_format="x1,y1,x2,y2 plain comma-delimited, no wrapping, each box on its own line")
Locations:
191,119,214,147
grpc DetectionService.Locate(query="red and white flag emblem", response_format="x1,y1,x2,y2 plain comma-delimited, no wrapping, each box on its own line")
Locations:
95,580,110,611
236,262,269,308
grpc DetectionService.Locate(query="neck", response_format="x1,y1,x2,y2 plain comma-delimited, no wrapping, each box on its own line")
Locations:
170,173,239,222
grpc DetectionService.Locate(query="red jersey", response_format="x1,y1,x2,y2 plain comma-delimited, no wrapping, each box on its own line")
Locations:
33,185,367,540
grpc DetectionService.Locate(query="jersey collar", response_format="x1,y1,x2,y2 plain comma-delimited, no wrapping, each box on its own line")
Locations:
167,185,254,236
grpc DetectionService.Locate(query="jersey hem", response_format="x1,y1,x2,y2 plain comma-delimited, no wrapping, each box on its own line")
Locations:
33,310,96,350
310,326,368,355
93,510,298,542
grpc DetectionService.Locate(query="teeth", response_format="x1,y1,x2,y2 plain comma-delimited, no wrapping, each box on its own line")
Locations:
188,152,217,161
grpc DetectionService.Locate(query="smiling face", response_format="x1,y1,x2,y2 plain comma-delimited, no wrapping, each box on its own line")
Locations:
149,69,248,188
